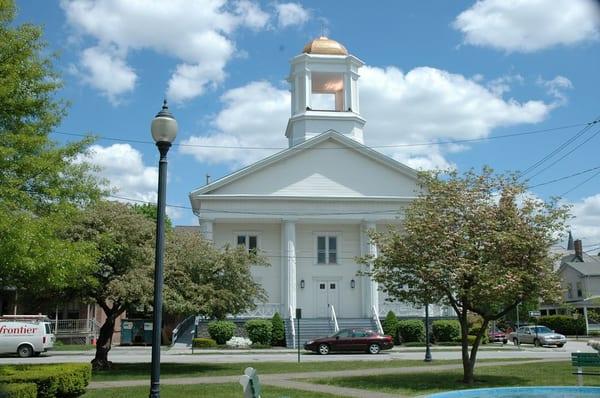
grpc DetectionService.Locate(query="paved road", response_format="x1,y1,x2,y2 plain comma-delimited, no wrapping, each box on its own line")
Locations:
0,340,593,365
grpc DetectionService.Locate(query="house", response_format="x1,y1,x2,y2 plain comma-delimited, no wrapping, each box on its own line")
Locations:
187,37,450,343
540,237,600,334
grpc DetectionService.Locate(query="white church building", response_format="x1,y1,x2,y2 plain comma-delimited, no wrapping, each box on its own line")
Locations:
189,37,450,337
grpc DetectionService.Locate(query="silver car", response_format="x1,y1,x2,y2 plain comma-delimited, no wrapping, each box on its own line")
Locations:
508,325,566,347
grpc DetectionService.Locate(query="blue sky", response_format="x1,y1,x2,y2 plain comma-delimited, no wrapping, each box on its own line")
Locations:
14,0,600,248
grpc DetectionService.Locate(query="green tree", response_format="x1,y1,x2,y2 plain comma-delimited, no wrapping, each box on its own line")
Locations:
0,0,100,300
68,201,155,369
164,228,268,320
133,203,172,231
365,168,568,384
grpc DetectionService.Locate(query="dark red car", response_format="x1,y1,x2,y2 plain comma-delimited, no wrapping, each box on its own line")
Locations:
488,327,508,344
304,328,394,355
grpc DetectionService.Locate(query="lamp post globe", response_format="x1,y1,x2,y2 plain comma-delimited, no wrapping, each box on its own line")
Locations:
149,100,177,398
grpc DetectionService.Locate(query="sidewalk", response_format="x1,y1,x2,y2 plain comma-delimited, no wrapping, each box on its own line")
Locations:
87,358,564,398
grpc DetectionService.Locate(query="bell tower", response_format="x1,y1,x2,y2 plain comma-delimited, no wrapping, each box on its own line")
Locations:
285,37,366,147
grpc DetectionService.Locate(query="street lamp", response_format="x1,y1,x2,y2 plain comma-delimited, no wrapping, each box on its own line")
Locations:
149,100,177,398
424,302,432,362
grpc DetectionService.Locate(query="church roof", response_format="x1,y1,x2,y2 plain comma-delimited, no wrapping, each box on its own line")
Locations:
559,252,600,276
190,130,418,197
303,36,348,56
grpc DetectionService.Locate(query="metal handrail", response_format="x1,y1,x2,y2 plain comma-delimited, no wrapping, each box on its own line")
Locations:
372,305,384,334
289,305,296,349
330,305,339,332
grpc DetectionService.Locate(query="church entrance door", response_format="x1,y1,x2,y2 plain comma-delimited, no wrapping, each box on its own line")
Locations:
315,281,340,318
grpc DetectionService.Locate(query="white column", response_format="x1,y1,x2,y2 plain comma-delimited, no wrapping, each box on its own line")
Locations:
361,221,379,317
199,219,214,242
304,70,311,110
584,306,589,335
344,70,352,111
282,220,297,318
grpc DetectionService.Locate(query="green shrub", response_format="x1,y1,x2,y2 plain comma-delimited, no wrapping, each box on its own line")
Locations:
207,321,236,345
382,311,399,343
467,335,477,345
396,320,425,343
270,312,285,346
192,338,217,348
0,364,90,398
432,320,461,342
538,315,585,335
245,320,272,345
0,383,37,398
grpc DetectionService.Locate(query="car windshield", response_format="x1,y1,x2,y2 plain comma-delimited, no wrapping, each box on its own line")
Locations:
532,326,552,333
332,329,352,338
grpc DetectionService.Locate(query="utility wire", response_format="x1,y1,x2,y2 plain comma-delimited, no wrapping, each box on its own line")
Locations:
561,169,600,196
520,117,600,179
527,165,600,189
51,120,594,151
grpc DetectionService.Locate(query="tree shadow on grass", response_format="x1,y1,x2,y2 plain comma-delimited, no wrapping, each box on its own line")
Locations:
92,362,235,380
318,371,528,394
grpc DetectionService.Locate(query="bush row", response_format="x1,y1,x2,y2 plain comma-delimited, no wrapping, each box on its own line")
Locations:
0,383,37,398
203,312,287,347
537,315,586,335
0,364,90,398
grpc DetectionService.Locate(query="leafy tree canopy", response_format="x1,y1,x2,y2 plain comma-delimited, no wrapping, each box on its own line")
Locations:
0,0,100,296
364,167,569,383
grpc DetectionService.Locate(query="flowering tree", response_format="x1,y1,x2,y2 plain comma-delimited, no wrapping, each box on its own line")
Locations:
366,168,569,384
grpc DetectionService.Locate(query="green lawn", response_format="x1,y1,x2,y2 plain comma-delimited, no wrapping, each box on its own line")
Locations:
312,361,598,396
90,358,524,381
82,383,340,398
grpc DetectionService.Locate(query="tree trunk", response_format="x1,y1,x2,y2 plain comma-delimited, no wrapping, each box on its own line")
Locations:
91,303,124,370
459,311,473,384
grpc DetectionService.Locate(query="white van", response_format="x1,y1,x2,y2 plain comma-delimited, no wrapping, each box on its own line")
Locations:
0,315,55,357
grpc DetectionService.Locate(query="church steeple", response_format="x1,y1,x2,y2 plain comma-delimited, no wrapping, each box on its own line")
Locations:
285,37,366,147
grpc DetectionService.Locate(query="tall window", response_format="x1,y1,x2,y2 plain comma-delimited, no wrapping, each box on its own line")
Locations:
566,283,573,299
576,282,583,298
317,235,337,264
237,234,258,254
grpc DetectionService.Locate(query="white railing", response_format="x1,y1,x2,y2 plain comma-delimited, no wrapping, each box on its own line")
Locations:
51,319,98,335
235,303,281,318
372,305,384,334
330,305,339,333
289,305,296,349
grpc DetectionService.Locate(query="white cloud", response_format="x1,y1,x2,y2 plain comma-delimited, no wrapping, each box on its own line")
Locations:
79,46,137,104
275,3,310,27
537,75,573,106
61,0,270,103
570,194,600,253
453,0,600,52
180,65,559,170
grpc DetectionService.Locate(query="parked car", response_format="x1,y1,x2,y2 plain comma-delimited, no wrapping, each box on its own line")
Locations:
304,328,393,355
488,327,507,344
508,325,566,347
0,315,55,357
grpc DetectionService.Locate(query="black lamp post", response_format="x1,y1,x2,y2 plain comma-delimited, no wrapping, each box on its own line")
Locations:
149,100,177,398
424,303,432,362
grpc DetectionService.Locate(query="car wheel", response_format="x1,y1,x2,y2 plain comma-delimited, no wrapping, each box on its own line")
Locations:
368,343,381,354
557,343,564,348
317,343,330,355
534,339,542,347
17,344,34,358
502,339,507,345
513,338,520,346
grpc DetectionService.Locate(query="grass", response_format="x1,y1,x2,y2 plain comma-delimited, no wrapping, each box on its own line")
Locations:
312,361,600,396
82,383,340,398
90,358,522,381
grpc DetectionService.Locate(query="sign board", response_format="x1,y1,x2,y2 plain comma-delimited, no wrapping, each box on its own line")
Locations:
295,308,302,319
122,321,133,330
529,311,541,317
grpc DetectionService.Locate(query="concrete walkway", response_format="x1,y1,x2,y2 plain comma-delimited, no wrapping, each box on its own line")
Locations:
88,358,566,397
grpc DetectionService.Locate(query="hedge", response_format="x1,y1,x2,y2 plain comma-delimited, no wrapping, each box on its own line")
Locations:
271,312,285,346
245,320,272,345
432,320,461,342
192,338,217,348
396,320,425,343
538,315,585,335
0,364,90,398
207,321,236,345
0,383,37,398
382,311,399,343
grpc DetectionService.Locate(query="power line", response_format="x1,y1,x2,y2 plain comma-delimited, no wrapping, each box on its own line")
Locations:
527,165,600,189
561,169,600,196
520,117,600,179
51,120,595,151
